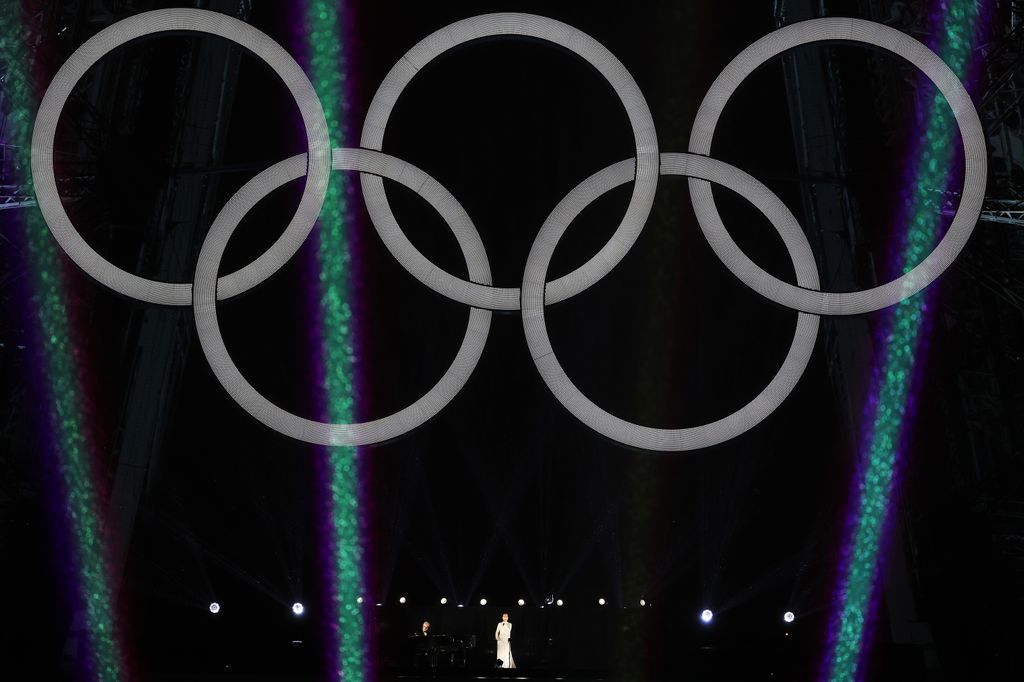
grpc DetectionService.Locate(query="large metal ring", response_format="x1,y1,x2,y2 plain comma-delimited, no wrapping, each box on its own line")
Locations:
359,12,660,311
31,8,332,306
193,148,491,446
688,17,986,315
521,153,821,451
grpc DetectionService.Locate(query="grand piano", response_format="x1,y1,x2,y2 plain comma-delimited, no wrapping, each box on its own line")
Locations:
410,632,476,668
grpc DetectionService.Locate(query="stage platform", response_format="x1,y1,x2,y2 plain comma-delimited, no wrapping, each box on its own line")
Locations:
150,662,793,682
151,671,770,675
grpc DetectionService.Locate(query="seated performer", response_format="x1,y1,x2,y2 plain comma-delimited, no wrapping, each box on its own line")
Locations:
412,620,436,667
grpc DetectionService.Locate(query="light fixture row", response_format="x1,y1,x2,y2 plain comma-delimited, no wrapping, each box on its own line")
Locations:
395,597,795,622
207,601,797,624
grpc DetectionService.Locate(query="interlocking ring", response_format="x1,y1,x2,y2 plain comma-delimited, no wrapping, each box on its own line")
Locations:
193,148,491,446
359,13,660,311
521,153,820,451
31,8,332,306
688,18,986,315
31,11,986,450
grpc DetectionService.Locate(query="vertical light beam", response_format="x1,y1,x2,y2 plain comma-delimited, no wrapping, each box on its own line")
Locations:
1,9,125,682
301,2,368,680
825,3,983,680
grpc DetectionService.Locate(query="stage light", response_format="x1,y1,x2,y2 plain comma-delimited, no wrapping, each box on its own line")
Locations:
375,603,382,607
639,599,646,607
556,599,564,606
209,602,220,614
479,598,487,606
292,602,304,616
399,596,406,604
700,609,713,623
356,596,363,604
517,598,525,606
457,604,464,608
598,598,606,606
440,597,448,605
784,611,795,623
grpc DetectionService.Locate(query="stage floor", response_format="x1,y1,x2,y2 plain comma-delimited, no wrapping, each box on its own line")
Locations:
385,672,745,681
153,669,777,682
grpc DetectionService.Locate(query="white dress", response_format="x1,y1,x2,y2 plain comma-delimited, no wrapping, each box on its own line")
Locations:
495,621,515,668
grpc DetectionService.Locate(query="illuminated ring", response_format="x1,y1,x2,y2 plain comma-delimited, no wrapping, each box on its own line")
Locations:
31,8,332,306
521,153,821,451
688,17,986,315
193,148,491,446
360,12,659,311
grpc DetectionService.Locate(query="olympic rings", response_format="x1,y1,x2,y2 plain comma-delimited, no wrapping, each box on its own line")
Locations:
688,17,986,315
30,12,986,450
31,8,332,306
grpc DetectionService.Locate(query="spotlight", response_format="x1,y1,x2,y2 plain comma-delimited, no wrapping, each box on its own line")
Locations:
783,611,795,623
375,603,382,607
556,599,564,607
356,596,364,604
440,597,448,605
209,602,220,614
292,602,305,616
479,598,487,606
639,599,646,607
399,596,406,604
517,598,525,606
700,609,713,623
598,598,606,606
457,603,464,608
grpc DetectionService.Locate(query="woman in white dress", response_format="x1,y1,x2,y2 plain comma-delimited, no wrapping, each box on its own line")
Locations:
495,612,515,668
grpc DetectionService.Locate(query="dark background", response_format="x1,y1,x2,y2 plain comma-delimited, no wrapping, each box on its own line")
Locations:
2,0,1022,680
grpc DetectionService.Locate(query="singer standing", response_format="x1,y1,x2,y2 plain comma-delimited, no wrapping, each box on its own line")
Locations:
495,612,515,668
